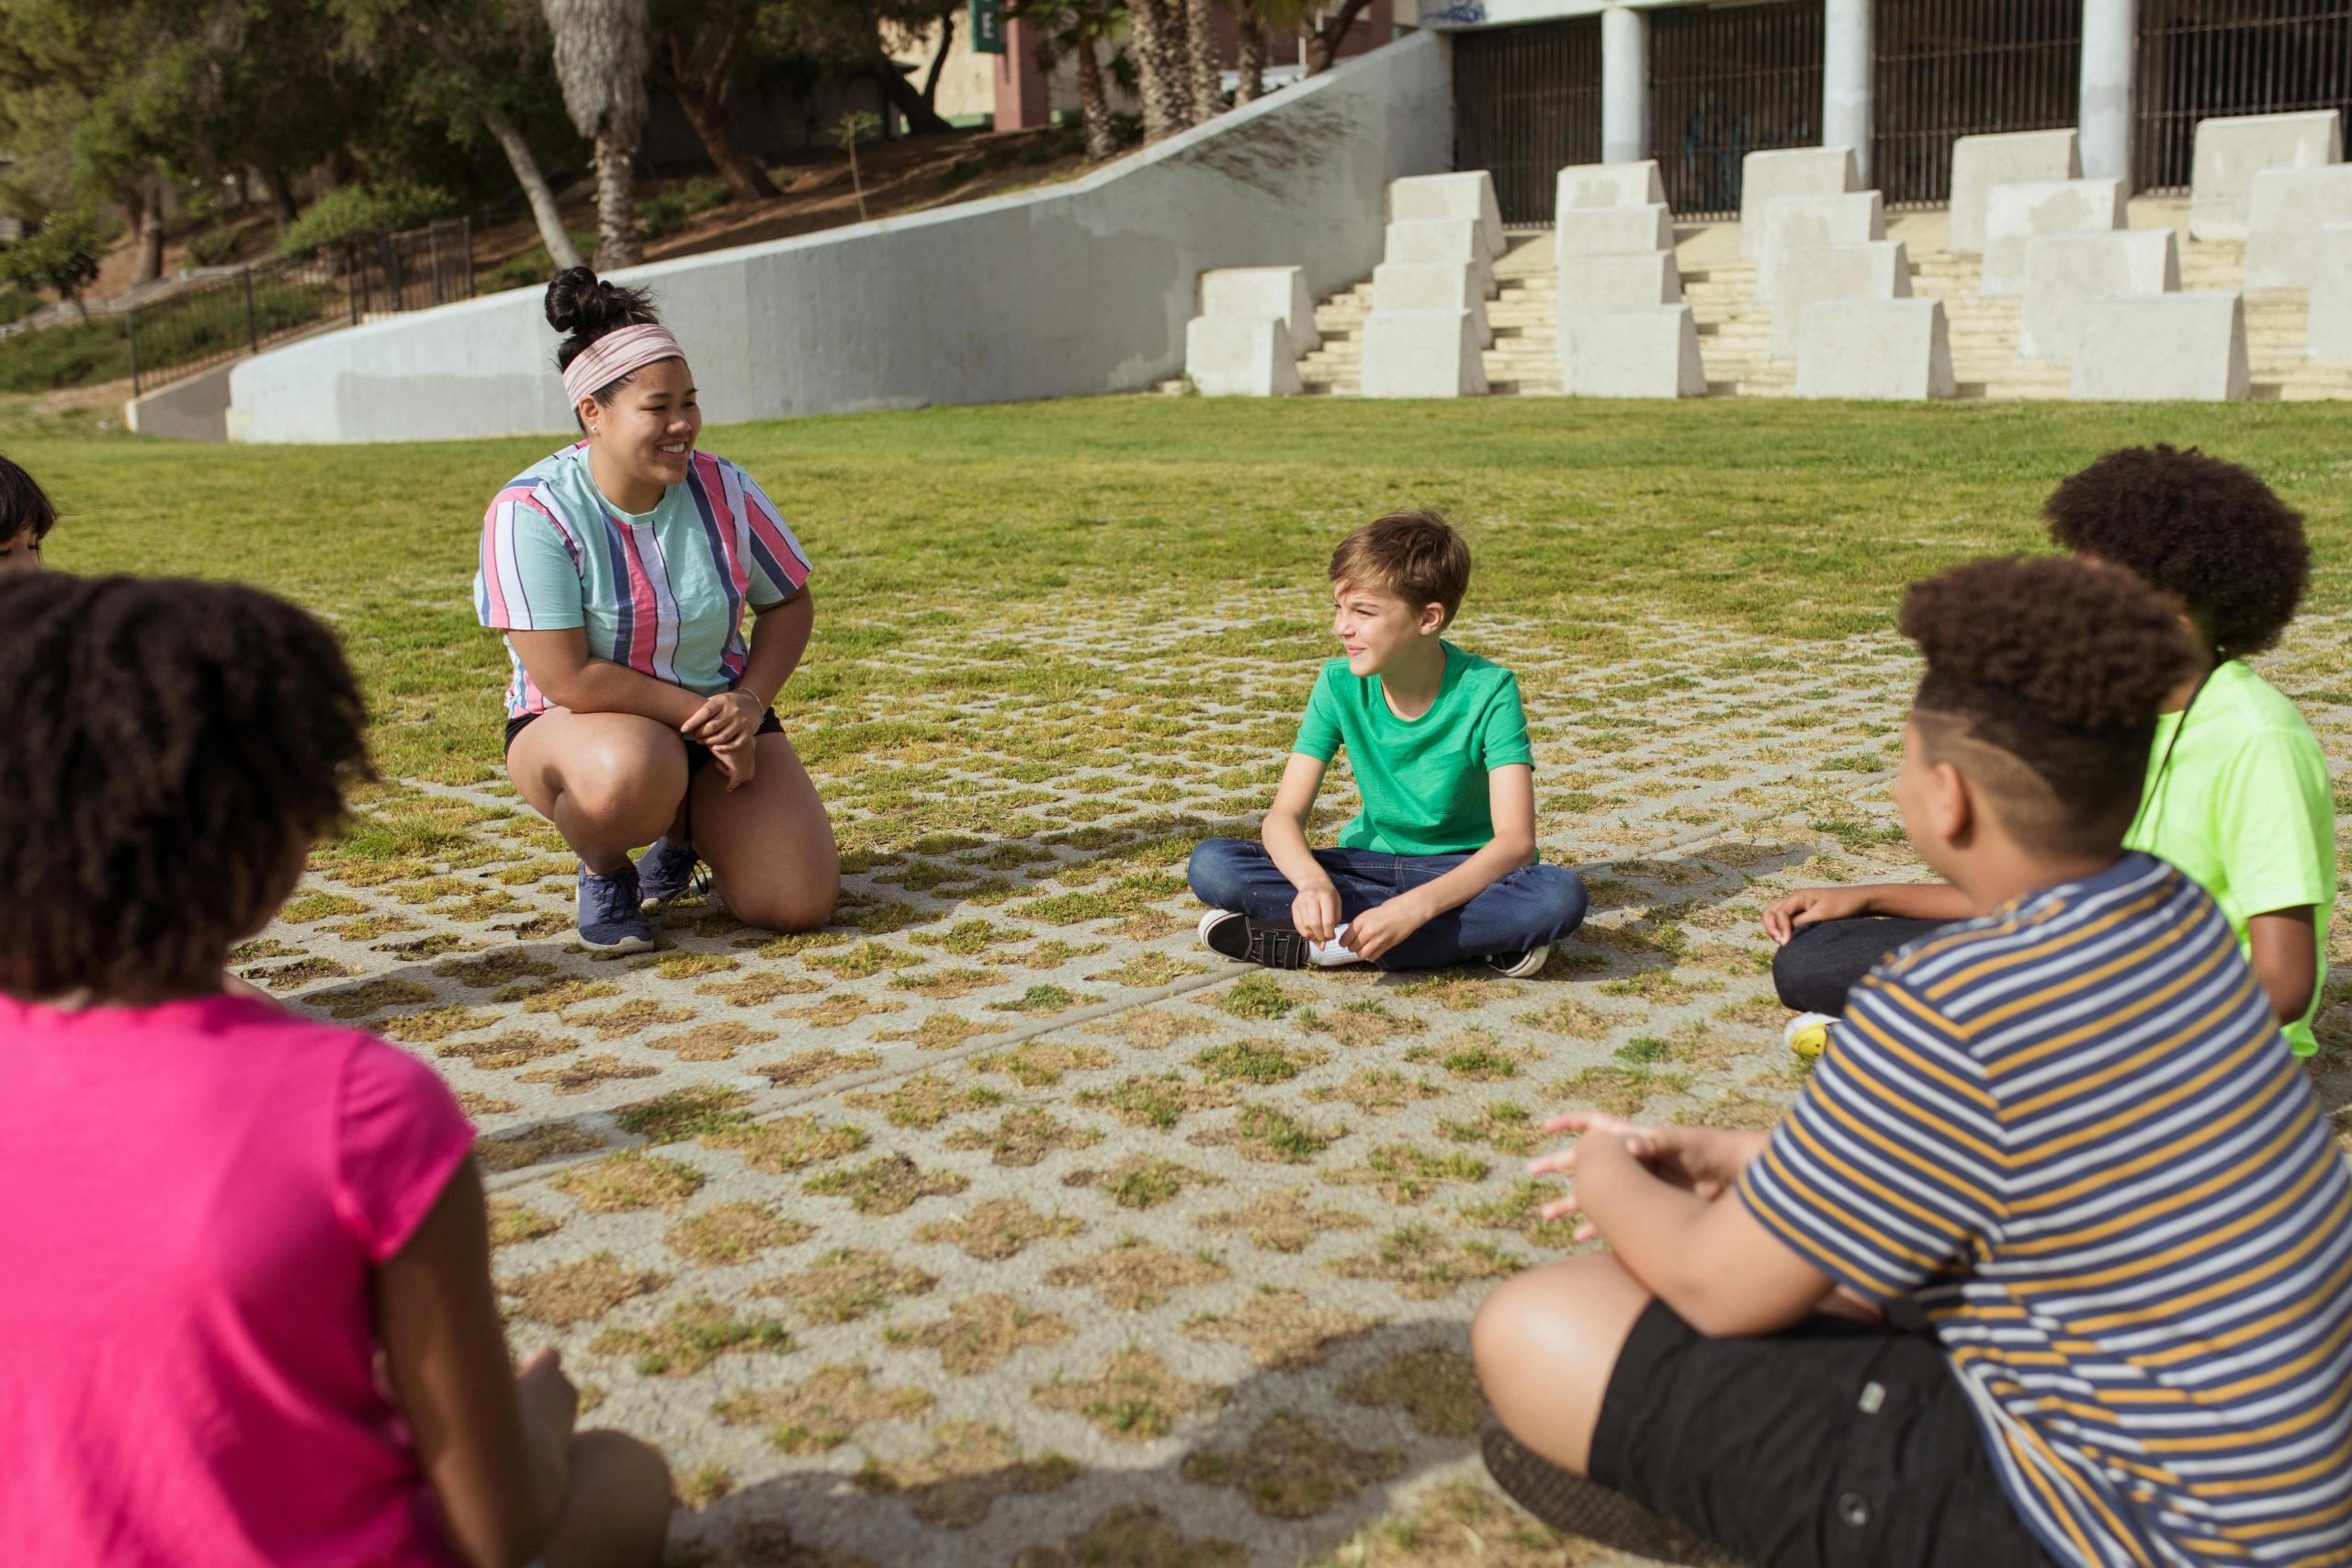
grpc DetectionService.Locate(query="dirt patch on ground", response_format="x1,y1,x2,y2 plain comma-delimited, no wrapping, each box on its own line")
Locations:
804,1153,971,1215
853,1421,1081,1529
479,1122,607,1173
643,1021,783,1062
503,1252,668,1326
911,1198,1084,1262
518,1053,662,1095
1182,1288,1380,1371
436,1029,578,1069
757,1247,937,1324
589,1296,792,1376
897,1292,1076,1375
665,1201,816,1265
1194,1188,1373,1254
552,1151,707,1213
1041,1238,1230,1312
755,1047,884,1088
712,1365,933,1454
1181,1415,1403,1519
1338,1346,1486,1437
1030,1349,1226,1441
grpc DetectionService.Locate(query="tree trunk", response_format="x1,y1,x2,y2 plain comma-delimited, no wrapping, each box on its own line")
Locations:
1074,38,1119,160
1187,0,1224,121
1235,22,1266,101
665,30,782,200
872,58,956,135
592,132,641,268
128,182,165,285
1126,0,1190,141
266,170,298,233
921,10,956,113
1304,0,1373,73
481,104,586,272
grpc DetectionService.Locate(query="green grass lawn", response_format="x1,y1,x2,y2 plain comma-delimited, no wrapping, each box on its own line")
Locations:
17,394,2351,793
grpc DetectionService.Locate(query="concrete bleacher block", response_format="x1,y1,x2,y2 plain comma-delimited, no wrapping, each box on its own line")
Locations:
1757,191,1886,303
1384,219,1495,297
2190,109,2343,242
1768,240,1910,360
1948,129,2079,255
1556,306,1705,398
1388,172,1505,257
1980,177,2126,295
1372,263,1492,347
1361,309,1488,398
1558,252,1682,310
1198,266,1319,353
1555,160,1667,213
2020,230,2178,360
2245,165,2352,290
1738,147,1859,259
1183,316,1299,397
1555,204,1673,258
2070,293,2248,400
2310,225,2352,359
1794,299,1954,400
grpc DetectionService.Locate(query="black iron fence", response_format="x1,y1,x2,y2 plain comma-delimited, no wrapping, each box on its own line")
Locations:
1453,17,1604,225
2135,0,2352,191
1875,0,2082,206
125,217,473,396
1650,0,1825,220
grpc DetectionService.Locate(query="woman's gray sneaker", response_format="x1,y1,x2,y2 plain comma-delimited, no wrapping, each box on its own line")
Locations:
577,861,656,953
636,835,703,907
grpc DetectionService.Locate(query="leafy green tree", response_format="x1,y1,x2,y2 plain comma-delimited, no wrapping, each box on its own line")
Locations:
650,0,783,200
1011,0,1128,160
1,208,107,321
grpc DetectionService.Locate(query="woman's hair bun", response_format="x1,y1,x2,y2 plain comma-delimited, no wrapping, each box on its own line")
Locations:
544,265,660,343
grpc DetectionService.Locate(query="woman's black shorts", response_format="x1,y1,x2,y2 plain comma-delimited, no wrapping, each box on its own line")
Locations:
1589,1300,2062,1568
502,707,783,776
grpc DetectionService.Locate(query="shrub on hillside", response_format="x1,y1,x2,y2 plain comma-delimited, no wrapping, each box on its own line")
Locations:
0,283,38,325
478,231,597,295
281,183,457,253
635,175,735,243
185,225,244,268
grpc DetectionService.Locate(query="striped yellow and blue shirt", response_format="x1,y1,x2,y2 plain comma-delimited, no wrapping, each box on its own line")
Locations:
1741,852,2352,1568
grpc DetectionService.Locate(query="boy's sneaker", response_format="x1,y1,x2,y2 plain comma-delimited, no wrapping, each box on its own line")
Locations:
1479,1418,1742,1568
577,861,656,953
1785,1011,1837,1063
637,835,703,907
1199,910,1313,970
1486,945,1551,980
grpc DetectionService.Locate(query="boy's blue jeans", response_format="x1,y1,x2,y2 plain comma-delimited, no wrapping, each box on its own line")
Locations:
1187,838,1588,971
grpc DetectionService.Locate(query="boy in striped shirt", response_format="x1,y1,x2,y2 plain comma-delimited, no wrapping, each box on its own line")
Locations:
1473,557,2352,1568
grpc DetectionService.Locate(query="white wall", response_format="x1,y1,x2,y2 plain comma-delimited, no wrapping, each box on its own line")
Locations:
229,36,1452,445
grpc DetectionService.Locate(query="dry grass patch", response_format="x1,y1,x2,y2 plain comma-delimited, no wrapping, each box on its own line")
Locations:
564,999,697,1039
912,1198,1084,1262
1438,1101,1546,1156
757,1247,937,1324
1041,1237,1229,1311
1306,1069,1445,1116
1194,1187,1372,1254
785,994,907,1029
306,976,437,1020
1515,998,1628,1040
1012,1506,1244,1568
504,1252,668,1326
852,1421,1080,1529
1075,1073,1241,1130
1330,1224,1522,1301
873,1012,1001,1050
712,1365,932,1454
894,1292,1076,1374
378,1004,497,1043
700,972,824,1007
552,1151,707,1213
804,1153,970,1215
1182,1288,1379,1371
641,1021,780,1062
888,967,1001,999
967,1041,1114,1087
1309,1481,1581,1568
478,1122,606,1173
590,1296,792,1375
1295,1000,1427,1048
1191,1104,1346,1165
665,1201,815,1265
843,1071,1004,1130
1030,1349,1225,1441
1182,1416,1402,1519
436,1030,578,1070
1338,1347,1485,1437
435,951,560,989
754,1047,883,1088
701,1114,867,1174
488,1199,560,1247
946,1108,1106,1168
1064,1154,1222,1210
1086,1008,1217,1051
1456,1179,1579,1247
517,1053,661,1095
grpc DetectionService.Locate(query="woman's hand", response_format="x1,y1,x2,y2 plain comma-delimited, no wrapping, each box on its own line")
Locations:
1761,885,1873,944
709,733,758,791
682,688,765,751
1526,1112,1769,1239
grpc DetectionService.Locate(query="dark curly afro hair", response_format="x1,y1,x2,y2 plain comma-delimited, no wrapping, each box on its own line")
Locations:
2042,444,2308,661
1902,556,2196,856
0,574,372,1000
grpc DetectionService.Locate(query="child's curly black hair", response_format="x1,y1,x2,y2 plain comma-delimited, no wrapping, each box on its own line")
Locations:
0,450,57,544
1902,556,2196,856
2042,444,2308,661
0,574,373,1000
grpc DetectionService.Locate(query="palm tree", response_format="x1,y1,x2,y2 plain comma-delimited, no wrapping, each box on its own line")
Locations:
542,0,650,267
1230,0,1308,100
1013,0,1127,161
1121,0,1191,142
1185,0,1222,121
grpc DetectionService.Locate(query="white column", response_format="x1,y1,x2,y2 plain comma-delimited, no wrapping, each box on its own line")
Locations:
1600,5,1650,167
2079,0,2137,186
1823,0,1874,186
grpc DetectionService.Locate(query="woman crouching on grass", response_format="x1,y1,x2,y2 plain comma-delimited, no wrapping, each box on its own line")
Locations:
0,573,672,1568
477,266,837,953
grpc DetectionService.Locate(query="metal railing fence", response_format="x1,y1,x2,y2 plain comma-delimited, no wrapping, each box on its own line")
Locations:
2135,0,2352,192
1649,0,1826,220
1453,16,1605,225
1874,0,2082,207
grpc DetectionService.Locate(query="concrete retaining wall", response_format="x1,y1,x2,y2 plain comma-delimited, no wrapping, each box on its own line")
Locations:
125,361,237,443
231,36,1452,444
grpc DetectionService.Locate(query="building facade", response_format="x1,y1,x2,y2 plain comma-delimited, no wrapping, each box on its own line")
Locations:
1437,0,2352,221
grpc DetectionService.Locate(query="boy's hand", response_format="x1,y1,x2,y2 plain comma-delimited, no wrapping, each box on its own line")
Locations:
1761,885,1873,944
1528,1114,1768,1240
1340,892,1432,963
1291,884,1343,946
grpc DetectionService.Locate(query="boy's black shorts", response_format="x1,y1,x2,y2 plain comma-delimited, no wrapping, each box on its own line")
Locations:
1589,1300,2064,1568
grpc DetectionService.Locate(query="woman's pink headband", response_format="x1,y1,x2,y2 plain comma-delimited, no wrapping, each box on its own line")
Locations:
561,322,684,407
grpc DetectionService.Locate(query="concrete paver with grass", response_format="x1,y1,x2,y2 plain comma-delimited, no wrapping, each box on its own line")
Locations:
27,397,2352,1567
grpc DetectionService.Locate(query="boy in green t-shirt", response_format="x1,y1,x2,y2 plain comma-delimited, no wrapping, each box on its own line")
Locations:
1766,446,2337,1055
1187,511,1587,976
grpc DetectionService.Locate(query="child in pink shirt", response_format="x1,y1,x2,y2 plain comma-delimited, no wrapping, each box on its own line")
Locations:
0,572,672,1568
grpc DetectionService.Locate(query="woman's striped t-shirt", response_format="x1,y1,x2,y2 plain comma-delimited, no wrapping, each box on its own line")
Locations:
1741,852,2352,1568
473,444,812,718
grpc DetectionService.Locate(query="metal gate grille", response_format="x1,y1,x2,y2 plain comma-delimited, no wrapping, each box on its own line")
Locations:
2136,0,2352,191
1874,0,2082,206
1453,17,1604,225
1650,1,1825,220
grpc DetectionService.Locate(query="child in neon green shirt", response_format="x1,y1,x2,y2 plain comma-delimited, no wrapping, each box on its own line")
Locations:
1765,446,2336,1055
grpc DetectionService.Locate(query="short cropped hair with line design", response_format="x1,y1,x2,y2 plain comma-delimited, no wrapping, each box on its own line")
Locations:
1329,511,1472,626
